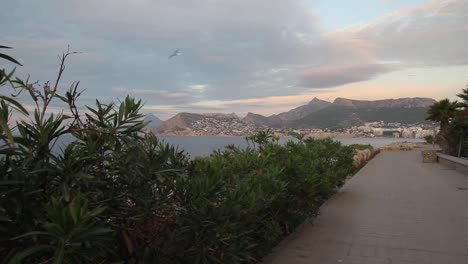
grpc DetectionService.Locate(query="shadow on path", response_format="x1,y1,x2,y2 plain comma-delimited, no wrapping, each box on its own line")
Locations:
263,149,468,264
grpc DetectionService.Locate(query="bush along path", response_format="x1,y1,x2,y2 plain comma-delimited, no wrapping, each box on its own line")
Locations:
0,47,358,263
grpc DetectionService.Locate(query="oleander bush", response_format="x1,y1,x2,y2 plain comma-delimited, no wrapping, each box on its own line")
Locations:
0,47,356,263
175,137,355,263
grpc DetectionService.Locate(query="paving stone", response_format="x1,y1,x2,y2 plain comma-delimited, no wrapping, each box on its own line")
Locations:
263,149,468,264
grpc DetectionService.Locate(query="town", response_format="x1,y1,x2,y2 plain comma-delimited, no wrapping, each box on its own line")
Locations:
174,116,439,138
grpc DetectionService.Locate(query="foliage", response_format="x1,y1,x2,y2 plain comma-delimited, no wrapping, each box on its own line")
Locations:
426,99,458,127
349,144,373,150
457,86,468,108
291,105,431,129
447,113,468,157
424,135,434,144
426,98,459,154
175,136,355,263
1,47,356,263
427,90,468,157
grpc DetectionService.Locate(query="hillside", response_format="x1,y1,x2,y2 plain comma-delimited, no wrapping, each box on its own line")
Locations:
152,97,436,134
333,97,435,108
242,112,282,127
143,113,163,128
289,97,435,129
240,97,331,127
152,112,248,135
271,97,331,121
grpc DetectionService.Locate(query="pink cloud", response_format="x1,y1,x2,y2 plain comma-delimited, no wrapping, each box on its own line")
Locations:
112,88,191,100
295,64,393,88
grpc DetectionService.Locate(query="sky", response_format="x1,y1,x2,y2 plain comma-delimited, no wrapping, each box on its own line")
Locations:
1,0,467,119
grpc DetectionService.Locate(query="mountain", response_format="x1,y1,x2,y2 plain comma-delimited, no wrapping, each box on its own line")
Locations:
242,112,282,127
270,97,331,121
154,112,208,133
153,112,241,135
143,113,163,128
240,97,331,128
289,97,436,129
332,97,435,108
151,97,436,134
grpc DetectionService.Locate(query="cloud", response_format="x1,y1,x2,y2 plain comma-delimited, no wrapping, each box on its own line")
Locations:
0,0,374,102
1,0,466,118
112,87,191,99
186,84,207,93
334,0,468,66
296,64,394,88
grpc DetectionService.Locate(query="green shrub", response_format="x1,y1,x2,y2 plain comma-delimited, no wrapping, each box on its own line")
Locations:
424,135,434,144
349,144,373,150
174,135,355,263
1,48,356,263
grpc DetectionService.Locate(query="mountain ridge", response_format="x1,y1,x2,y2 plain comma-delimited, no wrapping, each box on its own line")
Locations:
143,113,163,128
270,97,331,121
151,97,436,134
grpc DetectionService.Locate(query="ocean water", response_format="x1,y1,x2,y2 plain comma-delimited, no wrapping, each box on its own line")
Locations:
158,136,423,157
53,135,423,158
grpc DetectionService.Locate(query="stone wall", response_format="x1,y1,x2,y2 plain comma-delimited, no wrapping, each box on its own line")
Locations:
353,148,380,168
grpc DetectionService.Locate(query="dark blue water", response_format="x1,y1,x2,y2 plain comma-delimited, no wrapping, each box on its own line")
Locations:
53,135,423,157
158,136,423,157
159,136,298,157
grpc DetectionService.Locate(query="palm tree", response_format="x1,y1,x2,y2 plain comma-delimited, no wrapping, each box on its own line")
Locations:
448,117,468,157
426,99,458,154
457,86,468,108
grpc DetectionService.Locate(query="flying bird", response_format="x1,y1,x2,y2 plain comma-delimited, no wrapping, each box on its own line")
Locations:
169,49,181,59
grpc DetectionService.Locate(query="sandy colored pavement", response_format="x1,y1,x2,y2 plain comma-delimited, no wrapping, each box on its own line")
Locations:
264,149,468,264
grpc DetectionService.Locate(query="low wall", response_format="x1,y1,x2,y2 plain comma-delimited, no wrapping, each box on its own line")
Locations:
437,153,468,176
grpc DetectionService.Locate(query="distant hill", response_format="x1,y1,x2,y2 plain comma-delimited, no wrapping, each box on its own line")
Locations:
151,97,436,134
143,113,163,128
242,112,282,127
332,97,435,108
153,112,240,135
270,97,331,121
240,97,331,127
289,97,435,129
154,112,206,133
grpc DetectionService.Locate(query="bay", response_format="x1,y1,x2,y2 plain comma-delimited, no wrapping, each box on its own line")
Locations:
159,136,424,158
53,135,423,158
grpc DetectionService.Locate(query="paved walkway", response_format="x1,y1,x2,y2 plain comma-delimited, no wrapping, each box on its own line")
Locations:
264,149,468,264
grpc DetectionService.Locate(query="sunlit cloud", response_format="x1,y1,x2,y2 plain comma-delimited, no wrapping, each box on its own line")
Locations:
296,64,394,88
0,0,466,118
112,87,191,99
186,84,208,93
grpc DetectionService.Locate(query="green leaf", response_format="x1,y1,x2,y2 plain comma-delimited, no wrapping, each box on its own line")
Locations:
0,95,28,114
53,245,65,264
75,172,95,179
88,206,106,217
12,231,53,240
0,215,11,222
69,199,79,224
0,180,23,186
8,245,53,264
0,207,11,222
0,111,14,145
76,227,113,240
0,53,22,66
54,93,68,103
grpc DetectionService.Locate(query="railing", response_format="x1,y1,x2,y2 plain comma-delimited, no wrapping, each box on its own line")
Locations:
437,153,468,176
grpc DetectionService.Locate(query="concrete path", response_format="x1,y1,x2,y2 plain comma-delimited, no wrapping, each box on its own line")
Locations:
264,149,468,264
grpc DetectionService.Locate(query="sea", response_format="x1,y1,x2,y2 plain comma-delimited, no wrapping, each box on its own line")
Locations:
159,136,423,157
53,136,424,158
52,135,423,158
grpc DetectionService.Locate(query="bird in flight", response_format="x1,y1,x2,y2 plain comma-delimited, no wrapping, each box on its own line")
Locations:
169,49,181,59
